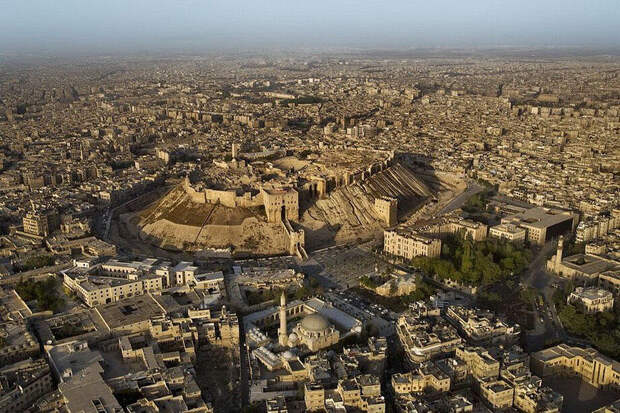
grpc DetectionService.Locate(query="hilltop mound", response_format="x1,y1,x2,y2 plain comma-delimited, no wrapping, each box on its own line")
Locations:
125,162,433,255
124,185,285,255
139,185,264,227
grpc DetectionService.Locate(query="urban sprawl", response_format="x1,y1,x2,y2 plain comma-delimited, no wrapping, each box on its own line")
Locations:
0,51,618,413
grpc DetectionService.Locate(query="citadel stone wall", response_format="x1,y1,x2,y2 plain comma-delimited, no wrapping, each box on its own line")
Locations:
183,178,207,203
205,189,263,208
182,177,263,208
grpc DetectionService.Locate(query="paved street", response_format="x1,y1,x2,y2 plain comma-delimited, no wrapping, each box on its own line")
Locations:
437,182,484,215
522,240,567,351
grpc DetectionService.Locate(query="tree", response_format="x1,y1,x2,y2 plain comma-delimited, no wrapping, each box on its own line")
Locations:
412,234,531,288
359,275,378,290
460,239,474,274
16,276,64,312
295,286,311,300
389,280,398,296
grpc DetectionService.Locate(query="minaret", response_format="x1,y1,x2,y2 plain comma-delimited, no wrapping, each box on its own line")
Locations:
278,291,288,347
555,236,564,271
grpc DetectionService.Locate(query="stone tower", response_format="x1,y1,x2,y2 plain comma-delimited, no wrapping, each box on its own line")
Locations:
316,178,327,199
278,291,288,347
374,196,398,227
262,188,299,223
555,236,564,270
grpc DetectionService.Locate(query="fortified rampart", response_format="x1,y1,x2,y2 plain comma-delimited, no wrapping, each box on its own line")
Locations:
182,177,263,208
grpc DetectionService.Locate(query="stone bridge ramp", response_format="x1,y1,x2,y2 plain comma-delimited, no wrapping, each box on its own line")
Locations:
308,163,431,230
361,163,432,200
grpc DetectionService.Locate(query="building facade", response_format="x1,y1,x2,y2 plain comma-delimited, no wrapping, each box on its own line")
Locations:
384,230,441,260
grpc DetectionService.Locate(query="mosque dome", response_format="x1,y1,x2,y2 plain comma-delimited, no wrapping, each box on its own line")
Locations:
300,313,330,332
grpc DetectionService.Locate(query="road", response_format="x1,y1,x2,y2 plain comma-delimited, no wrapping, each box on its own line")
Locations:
522,240,567,350
238,321,250,409
437,182,484,215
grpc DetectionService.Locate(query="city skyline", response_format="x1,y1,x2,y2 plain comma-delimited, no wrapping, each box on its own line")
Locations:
0,2,618,413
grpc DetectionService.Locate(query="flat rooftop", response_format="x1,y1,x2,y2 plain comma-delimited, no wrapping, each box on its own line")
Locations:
563,254,618,275
95,294,164,330
505,207,576,229
305,297,362,331
571,287,613,301
491,223,526,234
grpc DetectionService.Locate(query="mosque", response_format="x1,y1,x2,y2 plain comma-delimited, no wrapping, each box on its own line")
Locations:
245,292,361,354
278,293,340,351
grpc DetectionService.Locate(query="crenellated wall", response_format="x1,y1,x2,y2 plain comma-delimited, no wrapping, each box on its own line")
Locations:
205,188,263,208
182,177,263,208
182,177,207,203
339,150,395,188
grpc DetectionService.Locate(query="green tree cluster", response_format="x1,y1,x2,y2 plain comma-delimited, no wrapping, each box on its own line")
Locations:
17,255,55,271
411,234,531,286
558,304,620,359
359,275,379,290
245,288,280,306
462,187,495,213
553,286,620,358
247,281,322,306
400,279,436,304
16,277,64,312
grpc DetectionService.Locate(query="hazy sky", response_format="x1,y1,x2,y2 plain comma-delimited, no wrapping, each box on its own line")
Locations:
1,0,619,55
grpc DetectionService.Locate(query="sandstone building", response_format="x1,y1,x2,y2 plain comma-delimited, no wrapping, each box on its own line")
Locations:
383,229,441,260
567,287,614,313
531,344,620,390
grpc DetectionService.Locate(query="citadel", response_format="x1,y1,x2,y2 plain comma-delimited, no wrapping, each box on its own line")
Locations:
129,144,440,259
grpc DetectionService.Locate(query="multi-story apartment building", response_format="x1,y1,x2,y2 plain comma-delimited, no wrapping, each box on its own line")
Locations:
598,272,620,296
446,306,520,346
513,377,563,413
22,209,60,237
391,362,451,395
265,396,288,413
455,346,500,380
63,274,152,307
304,382,325,411
64,257,225,307
449,217,488,241
384,229,441,260
337,376,385,413
489,223,527,243
478,378,514,410
396,313,461,364
531,344,620,390
0,359,54,413
0,324,40,366
567,287,614,313
576,210,620,243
